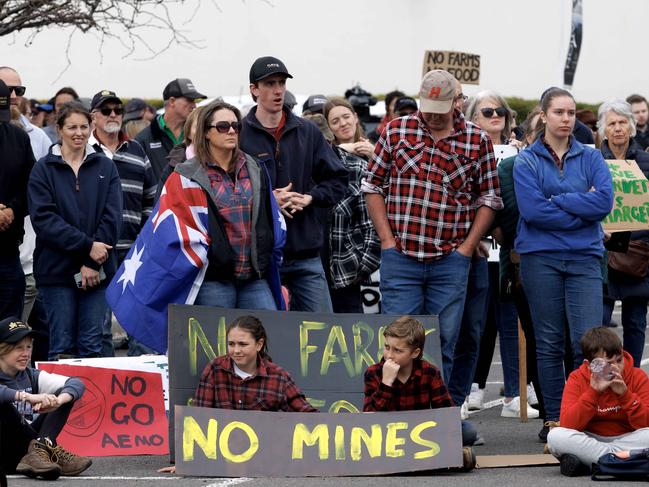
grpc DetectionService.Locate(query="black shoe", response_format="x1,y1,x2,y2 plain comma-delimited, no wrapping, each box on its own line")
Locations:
538,420,560,442
560,454,587,477
603,321,618,328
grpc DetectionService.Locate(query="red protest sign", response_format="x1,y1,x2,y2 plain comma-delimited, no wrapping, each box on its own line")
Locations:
37,363,168,456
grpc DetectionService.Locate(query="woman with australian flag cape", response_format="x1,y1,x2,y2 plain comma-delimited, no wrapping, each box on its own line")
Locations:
106,101,286,354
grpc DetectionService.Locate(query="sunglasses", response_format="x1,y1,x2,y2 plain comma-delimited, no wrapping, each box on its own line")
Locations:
480,107,508,118
98,106,124,116
209,121,242,134
8,85,26,96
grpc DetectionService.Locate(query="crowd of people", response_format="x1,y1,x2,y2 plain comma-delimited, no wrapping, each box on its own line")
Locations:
0,57,648,480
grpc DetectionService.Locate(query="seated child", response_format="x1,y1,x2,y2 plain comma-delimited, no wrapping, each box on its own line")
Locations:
0,317,91,480
547,326,649,476
363,316,477,470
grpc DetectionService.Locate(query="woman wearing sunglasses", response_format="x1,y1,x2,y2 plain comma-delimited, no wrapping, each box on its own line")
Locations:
465,91,519,147
27,102,122,360
168,100,283,310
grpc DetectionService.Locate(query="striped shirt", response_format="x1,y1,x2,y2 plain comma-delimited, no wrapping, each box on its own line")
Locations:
362,110,503,261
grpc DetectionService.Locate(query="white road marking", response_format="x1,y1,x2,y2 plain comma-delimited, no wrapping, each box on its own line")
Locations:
206,478,252,487
641,357,649,366
7,476,251,482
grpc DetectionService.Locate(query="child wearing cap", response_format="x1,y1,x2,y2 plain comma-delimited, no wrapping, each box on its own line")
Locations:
363,316,478,471
0,317,91,480
547,327,649,476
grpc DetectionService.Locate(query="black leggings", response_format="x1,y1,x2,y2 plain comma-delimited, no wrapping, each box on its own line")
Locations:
0,401,74,473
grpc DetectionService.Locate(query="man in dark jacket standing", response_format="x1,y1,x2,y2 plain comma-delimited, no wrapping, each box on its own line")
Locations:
135,78,205,183
240,56,348,312
0,80,35,320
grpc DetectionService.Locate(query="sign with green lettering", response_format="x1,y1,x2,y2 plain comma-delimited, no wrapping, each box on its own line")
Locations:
602,159,649,232
175,405,461,477
167,305,441,459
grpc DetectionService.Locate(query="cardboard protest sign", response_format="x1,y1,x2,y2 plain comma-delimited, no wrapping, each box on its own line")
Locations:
167,305,441,459
602,159,649,232
493,144,518,165
422,50,480,84
175,405,462,477
37,363,168,456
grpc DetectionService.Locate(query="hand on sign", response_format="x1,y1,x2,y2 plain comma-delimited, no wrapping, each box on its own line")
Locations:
382,359,400,387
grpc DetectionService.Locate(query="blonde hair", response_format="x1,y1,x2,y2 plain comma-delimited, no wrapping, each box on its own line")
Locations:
383,316,425,358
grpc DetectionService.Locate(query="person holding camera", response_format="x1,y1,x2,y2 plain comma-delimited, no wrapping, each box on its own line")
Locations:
28,102,122,360
547,327,649,476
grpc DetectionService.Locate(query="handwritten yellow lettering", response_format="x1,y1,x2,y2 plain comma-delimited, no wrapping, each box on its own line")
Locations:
385,422,408,458
410,421,440,459
292,423,329,460
188,318,217,376
320,325,354,377
334,425,346,460
350,425,382,461
218,421,258,463
299,321,327,376
352,322,375,376
182,416,217,461
328,400,359,413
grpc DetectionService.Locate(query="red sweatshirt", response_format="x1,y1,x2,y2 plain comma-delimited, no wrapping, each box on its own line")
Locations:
560,351,649,436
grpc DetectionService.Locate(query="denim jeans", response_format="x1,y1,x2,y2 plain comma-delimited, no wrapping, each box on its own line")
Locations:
520,254,602,421
380,247,472,382
195,279,277,310
603,296,648,367
495,299,520,398
0,253,25,321
449,256,489,406
39,284,108,360
101,307,115,357
280,257,332,312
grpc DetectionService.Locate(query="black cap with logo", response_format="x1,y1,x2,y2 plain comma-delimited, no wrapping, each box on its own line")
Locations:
90,90,122,111
0,317,37,344
302,94,327,115
162,78,206,101
249,56,293,84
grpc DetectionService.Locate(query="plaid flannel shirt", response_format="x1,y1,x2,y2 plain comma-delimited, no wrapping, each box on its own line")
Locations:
329,147,381,288
193,355,317,412
362,110,503,261
205,153,254,279
363,358,454,412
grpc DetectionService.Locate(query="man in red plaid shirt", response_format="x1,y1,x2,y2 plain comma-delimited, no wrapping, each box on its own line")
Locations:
362,70,502,383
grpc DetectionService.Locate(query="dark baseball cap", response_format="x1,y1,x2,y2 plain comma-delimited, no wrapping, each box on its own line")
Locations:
0,317,37,344
0,80,10,123
394,96,418,113
90,90,122,111
123,98,147,121
302,94,327,115
249,56,293,84
163,78,206,101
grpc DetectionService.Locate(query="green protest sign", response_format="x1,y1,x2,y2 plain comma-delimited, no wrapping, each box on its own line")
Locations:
602,159,649,232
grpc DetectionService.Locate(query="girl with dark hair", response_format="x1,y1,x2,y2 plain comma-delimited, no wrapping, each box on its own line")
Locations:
513,88,614,440
193,315,315,411
28,102,122,360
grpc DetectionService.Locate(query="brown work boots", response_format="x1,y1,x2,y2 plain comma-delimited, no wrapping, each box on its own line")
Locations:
15,438,92,479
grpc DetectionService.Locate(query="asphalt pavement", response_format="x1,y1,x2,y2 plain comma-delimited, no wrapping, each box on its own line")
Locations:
7,311,647,487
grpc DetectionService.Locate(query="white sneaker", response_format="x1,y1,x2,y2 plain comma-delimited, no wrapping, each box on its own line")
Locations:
501,396,540,419
460,400,469,420
467,383,484,410
527,383,539,406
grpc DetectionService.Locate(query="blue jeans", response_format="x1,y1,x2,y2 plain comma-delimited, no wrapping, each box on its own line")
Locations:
195,279,277,310
520,254,602,421
603,297,647,367
449,257,489,406
101,307,115,357
280,257,332,312
496,299,520,398
380,248,471,382
0,254,25,320
39,284,108,360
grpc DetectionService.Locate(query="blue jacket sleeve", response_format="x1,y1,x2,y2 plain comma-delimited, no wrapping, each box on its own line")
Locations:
513,152,588,231
28,161,94,255
550,151,614,221
307,125,349,207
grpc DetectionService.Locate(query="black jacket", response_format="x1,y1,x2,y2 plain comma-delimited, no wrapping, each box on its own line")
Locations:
174,155,274,282
633,129,649,150
135,115,176,183
0,122,35,254
240,107,348,259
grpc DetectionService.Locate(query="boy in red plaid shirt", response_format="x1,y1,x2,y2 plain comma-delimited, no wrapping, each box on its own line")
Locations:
363,316,477,470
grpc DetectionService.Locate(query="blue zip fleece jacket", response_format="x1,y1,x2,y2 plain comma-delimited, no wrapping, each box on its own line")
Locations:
240,106,348,259
513,136,613,257
28,145,123,287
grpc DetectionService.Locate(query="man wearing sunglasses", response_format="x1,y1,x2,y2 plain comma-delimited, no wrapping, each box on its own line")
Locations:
89,90,156,356
240,56,348,313
135,78,206,183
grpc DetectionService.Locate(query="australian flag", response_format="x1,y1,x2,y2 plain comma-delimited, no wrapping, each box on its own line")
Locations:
106,169,286,354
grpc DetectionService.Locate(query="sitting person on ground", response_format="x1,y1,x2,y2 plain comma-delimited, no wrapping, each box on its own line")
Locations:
547,326,649,477
194,315,317,411
0,317,91,480
363,316,478,471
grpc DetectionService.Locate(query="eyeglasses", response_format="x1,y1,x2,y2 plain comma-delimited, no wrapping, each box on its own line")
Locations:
209,121,242,134
8,85,26,96
480,107,508,118
98,106,124,116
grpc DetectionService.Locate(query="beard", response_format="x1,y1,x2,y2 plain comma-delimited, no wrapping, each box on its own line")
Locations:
103,122,122,134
